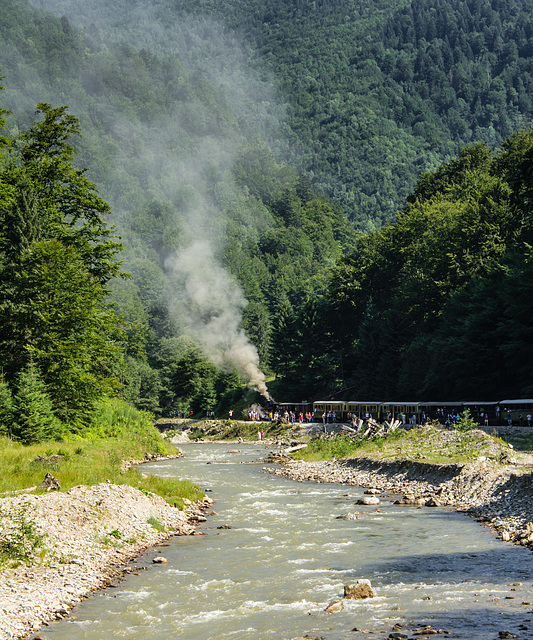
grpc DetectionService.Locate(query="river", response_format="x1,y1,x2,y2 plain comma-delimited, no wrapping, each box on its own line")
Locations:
40,443,533,640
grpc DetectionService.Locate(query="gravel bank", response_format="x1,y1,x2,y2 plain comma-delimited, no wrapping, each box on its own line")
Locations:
0,483,209,640
264,455,533,548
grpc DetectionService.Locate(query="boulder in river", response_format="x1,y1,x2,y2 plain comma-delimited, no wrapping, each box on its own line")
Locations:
336,512,359,520
344,579,374,599
394,495,426,506
357,496,380,506
324,600,344,612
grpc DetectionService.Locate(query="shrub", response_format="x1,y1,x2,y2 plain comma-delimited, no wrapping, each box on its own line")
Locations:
0,503,45,568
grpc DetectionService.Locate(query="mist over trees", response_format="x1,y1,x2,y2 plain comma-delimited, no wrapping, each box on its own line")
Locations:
1,0,533,439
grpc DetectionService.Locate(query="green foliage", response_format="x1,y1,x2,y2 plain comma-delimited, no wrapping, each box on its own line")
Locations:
295,433,362,461
328,135,533,400
0,401,203,507
147,515,166,532
455,409,479,433
13,363,62,444
137,475,203,509
86,397,168,455
0,101,123,437
0,375,15,437
3,0,533,408
0,503,45,569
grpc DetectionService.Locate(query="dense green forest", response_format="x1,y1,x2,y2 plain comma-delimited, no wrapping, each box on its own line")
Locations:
326,133,533,400
25,0,533,229
1,0,533,442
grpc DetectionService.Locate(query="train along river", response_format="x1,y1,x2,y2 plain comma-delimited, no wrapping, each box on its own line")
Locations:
40,442,533,640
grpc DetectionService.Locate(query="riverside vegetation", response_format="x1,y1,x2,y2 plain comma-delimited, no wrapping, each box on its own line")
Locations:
0,398,204,571
0,399,206,640
291,417,519,464
2,3,533,634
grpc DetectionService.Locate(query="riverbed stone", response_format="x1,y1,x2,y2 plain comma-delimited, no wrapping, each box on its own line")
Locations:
394,496,427,506
344,579,374,599
357,496,380,505
324,600,344,612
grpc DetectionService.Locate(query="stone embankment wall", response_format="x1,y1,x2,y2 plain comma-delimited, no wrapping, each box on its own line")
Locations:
265,457,533,548
0,483,209,640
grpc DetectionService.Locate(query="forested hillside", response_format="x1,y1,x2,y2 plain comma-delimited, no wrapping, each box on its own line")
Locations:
0,0,354,431
324,133,533,400
27,0,533,230
1,0,533,437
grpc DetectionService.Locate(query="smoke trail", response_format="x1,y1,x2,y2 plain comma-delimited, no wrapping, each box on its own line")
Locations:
166,239,268,398
25,0,280,399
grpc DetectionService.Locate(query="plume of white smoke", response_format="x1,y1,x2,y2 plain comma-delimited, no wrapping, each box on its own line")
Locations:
25,0,279,399
166,240,268,398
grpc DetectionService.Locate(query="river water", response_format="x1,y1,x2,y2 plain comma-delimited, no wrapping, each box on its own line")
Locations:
41,443,533,640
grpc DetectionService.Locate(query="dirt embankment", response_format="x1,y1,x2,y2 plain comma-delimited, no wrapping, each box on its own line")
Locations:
264,455,533,548
0,483,211,640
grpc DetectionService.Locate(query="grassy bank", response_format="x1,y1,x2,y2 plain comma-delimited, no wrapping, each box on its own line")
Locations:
0,399,204,509
292,424,519,465
162,418,296,442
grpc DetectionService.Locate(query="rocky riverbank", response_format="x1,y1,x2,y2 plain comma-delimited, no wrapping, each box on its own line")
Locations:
264,453,533,549
0,483,211,640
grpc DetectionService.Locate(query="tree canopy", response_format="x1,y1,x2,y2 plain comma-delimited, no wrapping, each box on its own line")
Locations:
0,102,123,435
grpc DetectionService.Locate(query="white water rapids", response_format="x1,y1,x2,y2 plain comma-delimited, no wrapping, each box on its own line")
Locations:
41,443,533,639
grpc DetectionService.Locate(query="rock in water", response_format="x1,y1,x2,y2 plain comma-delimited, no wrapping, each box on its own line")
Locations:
152,556,168,564
357,496,380,505
344,579,374,599
324,600,344,612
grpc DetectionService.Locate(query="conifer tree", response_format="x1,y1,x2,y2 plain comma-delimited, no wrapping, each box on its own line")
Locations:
0,375,15,438
13,363,62,445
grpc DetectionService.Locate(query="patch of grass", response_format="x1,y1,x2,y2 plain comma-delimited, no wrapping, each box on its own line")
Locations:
293,433,364,461
127,471,204,509
95,534,123,548
188,428,205,440
0,398,204,509
147,516,166,532
294,424,515,464
192,419,293,441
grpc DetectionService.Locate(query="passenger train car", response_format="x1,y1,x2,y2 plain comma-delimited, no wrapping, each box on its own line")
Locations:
277,399,533,426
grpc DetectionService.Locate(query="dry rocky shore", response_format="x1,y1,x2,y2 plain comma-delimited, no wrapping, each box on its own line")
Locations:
0,482,210,640
264,447,533,549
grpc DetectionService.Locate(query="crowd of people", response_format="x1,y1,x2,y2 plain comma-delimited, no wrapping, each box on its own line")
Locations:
167,405,533,429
